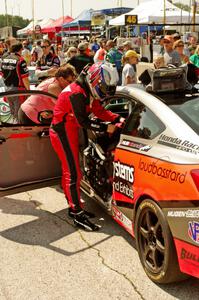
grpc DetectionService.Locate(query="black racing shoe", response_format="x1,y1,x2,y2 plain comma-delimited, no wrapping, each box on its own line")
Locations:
68,208,95,219
71,211,100,231
73,213,100,231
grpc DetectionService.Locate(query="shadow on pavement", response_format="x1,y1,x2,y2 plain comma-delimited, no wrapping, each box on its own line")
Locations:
0,195,198,299
0,195,135,257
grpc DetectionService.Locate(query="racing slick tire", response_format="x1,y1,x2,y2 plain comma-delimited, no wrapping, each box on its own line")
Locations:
135,199,188,284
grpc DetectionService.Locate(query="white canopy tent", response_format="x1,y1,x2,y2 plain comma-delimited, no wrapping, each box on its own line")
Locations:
109,0,199,26
17,18,54,36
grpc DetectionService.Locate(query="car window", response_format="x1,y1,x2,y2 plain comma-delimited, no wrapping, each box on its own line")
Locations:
105,97,136,119
123,104,165,139
170,98,199,135
0,90,57,127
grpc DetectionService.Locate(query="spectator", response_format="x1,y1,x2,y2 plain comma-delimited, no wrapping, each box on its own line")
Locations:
159,35,165,55
57,45,65,65
36,39,60,80
91,39,100,54
64,46,78,62
163,35,181,66
188,45,197,56
122,41,132,53
94,39,107,63
189,45,199,68
31,41,43,65
172,32,181,42
122,50,139,86
173,40,189,64
18,64,76,125
22,40,31,66
139,55,165,86
67,42,94,74
106,40,123,84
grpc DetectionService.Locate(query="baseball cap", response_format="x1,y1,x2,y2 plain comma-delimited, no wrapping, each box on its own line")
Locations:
163,35,173,43
123,41,132,47
78,42,88,51
125,50,139,58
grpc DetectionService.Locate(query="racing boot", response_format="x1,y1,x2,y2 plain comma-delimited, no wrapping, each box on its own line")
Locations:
69,210,100,231
68,207,96,219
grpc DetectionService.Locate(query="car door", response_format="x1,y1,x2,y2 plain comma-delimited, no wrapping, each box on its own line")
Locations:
112,97,166,223
0,90,61,195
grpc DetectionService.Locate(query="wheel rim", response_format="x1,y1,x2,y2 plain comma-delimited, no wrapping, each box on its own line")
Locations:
138,208,165,274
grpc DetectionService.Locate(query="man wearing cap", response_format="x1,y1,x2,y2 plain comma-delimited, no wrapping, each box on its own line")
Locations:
67,42,94,74
163,35,181,67
121,50,139,86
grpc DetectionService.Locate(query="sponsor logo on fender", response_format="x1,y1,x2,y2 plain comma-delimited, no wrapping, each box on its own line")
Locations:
168,210,199,218
188,221,199,244
181,248,199,265
138,158,187,184
113,161,134,199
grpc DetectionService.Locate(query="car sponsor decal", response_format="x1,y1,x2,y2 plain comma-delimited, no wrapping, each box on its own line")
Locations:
188,221,199,244
158,134,199,155
112,205,132,231
138,158,187,183
121,140,151,152
167,209,199,218
174,239,199,278
113,160,134,199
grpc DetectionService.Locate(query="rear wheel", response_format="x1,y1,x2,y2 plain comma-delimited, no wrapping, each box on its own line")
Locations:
135,199,188,283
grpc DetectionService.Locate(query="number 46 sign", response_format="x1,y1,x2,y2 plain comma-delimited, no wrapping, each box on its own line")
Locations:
125,15,138,25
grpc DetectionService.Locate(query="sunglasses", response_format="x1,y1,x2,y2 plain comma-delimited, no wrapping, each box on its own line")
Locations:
41,45,49,49
163,40,171,44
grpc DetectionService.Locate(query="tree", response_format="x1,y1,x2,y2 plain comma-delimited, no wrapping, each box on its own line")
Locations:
0,14,30,28
173,2,191,12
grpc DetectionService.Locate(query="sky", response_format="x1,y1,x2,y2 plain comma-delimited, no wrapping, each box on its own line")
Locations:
0,0,191,21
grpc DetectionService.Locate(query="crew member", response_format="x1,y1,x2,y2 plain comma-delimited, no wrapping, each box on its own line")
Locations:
18,64,76,125
50,62,123,231
0,42,29,122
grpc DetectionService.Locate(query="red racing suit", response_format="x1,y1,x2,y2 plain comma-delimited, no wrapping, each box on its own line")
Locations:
50,78,120,211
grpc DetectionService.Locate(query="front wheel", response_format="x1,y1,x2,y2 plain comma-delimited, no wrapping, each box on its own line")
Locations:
134,199,188,284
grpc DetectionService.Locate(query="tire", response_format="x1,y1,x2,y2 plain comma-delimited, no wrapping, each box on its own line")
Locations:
134,199,189,284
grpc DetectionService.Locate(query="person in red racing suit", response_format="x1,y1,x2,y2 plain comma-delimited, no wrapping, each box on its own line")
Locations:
50,62,122,231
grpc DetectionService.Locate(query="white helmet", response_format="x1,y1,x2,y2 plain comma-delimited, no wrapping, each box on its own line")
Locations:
85,62,119,99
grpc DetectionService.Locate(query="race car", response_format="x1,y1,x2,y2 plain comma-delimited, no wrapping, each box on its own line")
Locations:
80,82,199,284
0,78,199,284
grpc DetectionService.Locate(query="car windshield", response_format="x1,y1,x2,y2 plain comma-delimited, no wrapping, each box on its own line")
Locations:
159,93,199,135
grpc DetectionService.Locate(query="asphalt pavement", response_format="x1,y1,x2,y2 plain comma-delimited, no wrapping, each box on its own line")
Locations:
0,186,198,300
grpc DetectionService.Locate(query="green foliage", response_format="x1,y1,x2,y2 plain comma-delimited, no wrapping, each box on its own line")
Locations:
173,2,191,12
0,14,30,28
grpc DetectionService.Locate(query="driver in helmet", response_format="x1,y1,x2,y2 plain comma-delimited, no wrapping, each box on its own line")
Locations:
50,62,123,231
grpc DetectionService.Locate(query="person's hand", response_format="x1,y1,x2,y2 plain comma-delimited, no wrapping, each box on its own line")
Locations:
40,111,53,119
107,124,117,134
119,117,125,124
48,67,58,77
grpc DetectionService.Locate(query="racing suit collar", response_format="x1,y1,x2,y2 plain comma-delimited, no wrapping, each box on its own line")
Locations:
76,73,90,98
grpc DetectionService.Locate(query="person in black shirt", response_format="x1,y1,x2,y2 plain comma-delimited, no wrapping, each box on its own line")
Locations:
67,42,94,74
36,39,60,80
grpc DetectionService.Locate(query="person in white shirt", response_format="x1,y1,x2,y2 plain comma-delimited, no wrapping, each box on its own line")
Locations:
122,50,139,86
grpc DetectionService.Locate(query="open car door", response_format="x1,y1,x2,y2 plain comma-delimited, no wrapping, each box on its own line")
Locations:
0,90,61,196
